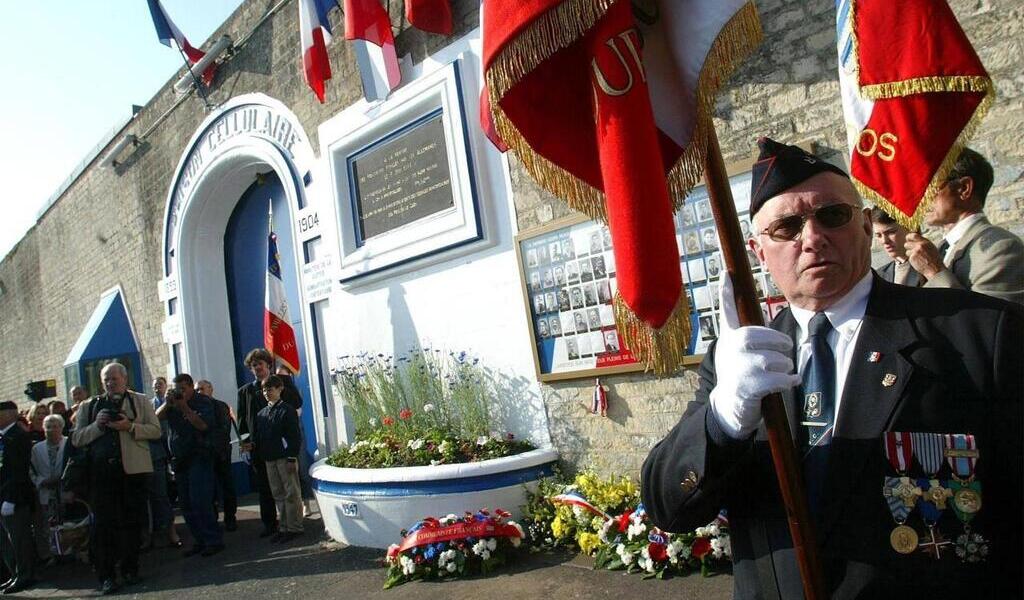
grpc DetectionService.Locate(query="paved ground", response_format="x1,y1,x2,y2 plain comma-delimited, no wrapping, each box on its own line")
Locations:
12,497,733,600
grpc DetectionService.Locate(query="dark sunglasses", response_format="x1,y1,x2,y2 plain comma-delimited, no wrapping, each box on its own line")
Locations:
759,203,856,242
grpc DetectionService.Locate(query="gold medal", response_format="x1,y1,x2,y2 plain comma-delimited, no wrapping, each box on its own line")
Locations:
954,487,982,514
890,524,919,554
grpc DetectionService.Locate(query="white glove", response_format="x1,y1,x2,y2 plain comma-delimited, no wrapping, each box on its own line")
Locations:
709,272,801,439
1,502,14,516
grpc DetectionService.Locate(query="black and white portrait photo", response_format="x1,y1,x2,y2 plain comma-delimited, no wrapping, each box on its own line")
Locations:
549,241,562,263
574,311,588,334
537,319,549,338
570,286,585,310
696,198,712,222
561,238,576,260
526,248,538,268
701,227,718,252
587,307,601,329
597,279,612,303
533,294,545,314
589,230,603,255
603,330,620,353
566,336,579,360
583,282,598,306
542,268,554,288
591,255,606,279
549,316,562,337
602,227,612,250
699,314,717,340
553,265,565,286
530,271,542,292
558,289,571,311
706,255,721,279
565,260,580,284
545,292,557,313
684,231,700,255
579,258,594,282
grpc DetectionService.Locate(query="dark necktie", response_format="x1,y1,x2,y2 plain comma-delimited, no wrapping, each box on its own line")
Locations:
801,313,835,515
801,312,836,446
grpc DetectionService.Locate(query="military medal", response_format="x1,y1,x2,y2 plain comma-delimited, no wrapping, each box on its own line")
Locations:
883,432,921,553
944,433,987,562
889,524,919,555
911,432,952,558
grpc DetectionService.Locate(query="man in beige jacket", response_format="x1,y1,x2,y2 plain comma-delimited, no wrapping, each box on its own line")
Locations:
71,363,161,595
906,147,1024,304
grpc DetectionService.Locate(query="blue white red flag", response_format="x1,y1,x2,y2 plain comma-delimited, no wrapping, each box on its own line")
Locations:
146,0,216,85
550,492,610,519
345,0,401,101
265,232,301,374
299,0,338,103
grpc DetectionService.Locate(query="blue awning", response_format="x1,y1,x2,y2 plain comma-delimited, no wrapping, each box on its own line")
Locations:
64,288,139,366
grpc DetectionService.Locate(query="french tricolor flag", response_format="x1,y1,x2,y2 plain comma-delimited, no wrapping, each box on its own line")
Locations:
299,0,337,103
265,231,301,375
345,0,401,101
146,0,216,85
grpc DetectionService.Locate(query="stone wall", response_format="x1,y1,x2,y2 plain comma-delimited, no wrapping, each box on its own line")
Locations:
510,0,1024,476
0,0,1021,480
0,0,481,405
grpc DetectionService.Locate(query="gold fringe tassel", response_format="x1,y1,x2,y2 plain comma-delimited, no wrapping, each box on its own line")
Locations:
486,0,618,221
666,1,764,211
613,291,693,376
487,1,764,223
860,75,993,101
855,83,995,231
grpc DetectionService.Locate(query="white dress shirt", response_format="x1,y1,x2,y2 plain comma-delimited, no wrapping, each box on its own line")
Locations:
942,212,986,265
789,272,873,432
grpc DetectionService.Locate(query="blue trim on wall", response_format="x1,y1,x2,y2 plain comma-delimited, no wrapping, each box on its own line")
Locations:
312,462,555,498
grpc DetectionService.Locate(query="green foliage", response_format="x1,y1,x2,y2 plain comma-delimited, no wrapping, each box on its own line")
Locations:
327,350,532,469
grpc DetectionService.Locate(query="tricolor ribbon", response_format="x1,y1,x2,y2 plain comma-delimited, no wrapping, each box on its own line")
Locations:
591,379,608,417
395,519,522,554
883,431,914,474
944,433,979,482
550,492,611,520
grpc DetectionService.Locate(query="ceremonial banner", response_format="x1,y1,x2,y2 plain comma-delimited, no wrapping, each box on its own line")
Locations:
483,0,761,373
265,230,301,374
146,0,216,85
406,0,453,36
299,0,338,103
836,0,994,229
345,0,401,101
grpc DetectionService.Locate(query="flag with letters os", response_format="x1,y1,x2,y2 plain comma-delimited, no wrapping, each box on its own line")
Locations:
483,0,762,373
836,0,994,229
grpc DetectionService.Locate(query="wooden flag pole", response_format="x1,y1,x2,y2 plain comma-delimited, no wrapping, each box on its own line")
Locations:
702,127,827,600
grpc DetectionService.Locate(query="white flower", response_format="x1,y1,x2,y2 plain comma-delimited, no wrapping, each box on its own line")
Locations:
480,549,491,561
399,555,416,575
430,459,441,466
446,562,457,572
711,537,726,559
476,435,490,446
621,551,635,566
627,522,646,540
680,545,692,559
695,526,708,537
667,540,686,559
640,547,650,560
486,538,497,551
510,536,521,547
472,540,488,556
706,523,720,537
572,506,585,520
368,417,378,427
407,438,424,450
423,403,436,413
439,440,451,454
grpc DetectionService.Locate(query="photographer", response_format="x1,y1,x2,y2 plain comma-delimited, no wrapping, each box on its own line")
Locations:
71,362,161,595
157,374,224,557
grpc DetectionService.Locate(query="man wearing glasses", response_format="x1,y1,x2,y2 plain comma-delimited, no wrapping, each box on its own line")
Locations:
642,138,1022,598
904,148,1024,305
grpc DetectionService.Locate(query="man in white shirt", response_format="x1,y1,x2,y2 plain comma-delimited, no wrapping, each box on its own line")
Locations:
905,148,1024,304
642,138,1023,599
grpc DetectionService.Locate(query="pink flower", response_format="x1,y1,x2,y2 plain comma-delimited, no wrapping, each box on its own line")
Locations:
399,408,413,420
382,416,395,426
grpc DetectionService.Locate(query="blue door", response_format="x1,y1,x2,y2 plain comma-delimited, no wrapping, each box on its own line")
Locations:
224,174,317,467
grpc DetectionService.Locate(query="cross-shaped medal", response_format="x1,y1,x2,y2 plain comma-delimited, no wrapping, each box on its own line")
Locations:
918,527,951,560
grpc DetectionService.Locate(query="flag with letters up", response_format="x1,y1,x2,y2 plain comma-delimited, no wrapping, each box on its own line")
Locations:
265,231,301,374
483,0,761,373
836,0,994,230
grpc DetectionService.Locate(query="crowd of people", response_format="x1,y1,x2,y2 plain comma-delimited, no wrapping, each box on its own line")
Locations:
0,348,309,595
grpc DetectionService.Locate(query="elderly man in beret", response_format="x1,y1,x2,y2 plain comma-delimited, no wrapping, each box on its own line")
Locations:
642,139,1023,598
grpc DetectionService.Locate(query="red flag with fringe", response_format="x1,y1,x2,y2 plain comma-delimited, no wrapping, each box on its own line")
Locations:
483,0,761,373
836,0,993,229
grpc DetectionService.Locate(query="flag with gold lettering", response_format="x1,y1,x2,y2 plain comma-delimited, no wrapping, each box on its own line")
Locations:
483,0,761,373
836,0,993,229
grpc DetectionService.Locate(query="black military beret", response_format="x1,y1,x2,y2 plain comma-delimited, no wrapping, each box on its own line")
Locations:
750,137,849,216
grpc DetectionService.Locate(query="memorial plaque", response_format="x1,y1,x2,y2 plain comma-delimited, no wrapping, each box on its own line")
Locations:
350,112,454,242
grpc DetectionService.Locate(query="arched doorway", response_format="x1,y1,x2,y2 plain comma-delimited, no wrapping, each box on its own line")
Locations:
160,94,330,469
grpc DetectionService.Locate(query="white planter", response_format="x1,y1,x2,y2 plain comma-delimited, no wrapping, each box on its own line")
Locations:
310,447,559,549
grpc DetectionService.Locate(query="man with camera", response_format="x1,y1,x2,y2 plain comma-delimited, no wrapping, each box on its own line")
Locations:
156,373,224,557
71,363,161,595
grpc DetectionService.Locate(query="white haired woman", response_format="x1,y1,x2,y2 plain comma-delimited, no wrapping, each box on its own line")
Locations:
30,413,68,565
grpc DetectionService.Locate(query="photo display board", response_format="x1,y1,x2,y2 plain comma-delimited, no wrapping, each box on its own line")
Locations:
516,169,790,382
